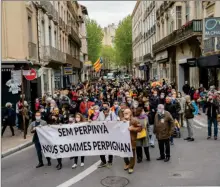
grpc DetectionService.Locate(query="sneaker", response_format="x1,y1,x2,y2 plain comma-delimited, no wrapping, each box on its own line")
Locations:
107,163,112,168
72,164,77,169
124,164,129,170
214,136,217,140
128,168,134,174
170,142,174,145
36,163,44,168
207,136,211,140
150,145,155,148
157,157,165,160
184,137,190,140
80,163,84,167
97,162,107,168
188,138,194,142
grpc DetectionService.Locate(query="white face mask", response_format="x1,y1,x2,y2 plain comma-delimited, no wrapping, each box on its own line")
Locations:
75,117,81,122
114,104,118,108
36,116,41,121
69,118,74,123
95,109,99,113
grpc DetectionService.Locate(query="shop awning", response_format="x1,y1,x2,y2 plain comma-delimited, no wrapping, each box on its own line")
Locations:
197,54,220,67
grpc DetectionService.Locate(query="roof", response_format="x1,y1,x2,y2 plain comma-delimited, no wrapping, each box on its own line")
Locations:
131,0,141,18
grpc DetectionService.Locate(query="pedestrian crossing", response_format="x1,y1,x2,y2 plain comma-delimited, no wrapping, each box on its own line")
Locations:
192,118,220,131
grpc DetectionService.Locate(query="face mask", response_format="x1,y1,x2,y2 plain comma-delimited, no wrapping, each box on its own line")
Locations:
114,104,118,108
69,118,74,123
128,101,132,104
36,116,41,121
160,95,164,99
95,109,99,113
153,94,157,97
178,94,181,98
158,109,163,114
75,117,81,122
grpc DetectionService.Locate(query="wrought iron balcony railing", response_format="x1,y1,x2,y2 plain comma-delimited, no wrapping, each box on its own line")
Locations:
42,46,65,63
67,25,81,47
153,20,203,54
28,42,37,60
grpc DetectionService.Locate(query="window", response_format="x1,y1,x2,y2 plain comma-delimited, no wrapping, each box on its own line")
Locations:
170,21,174,34
63,37,65,52
185,1,190,22
60,34,62,50
41,21,45,46
176,6,182,29
28,16,32,42
54,31,57,48
49,26,52,46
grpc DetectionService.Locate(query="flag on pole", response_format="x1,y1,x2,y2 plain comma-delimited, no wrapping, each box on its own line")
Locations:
93,57,103,72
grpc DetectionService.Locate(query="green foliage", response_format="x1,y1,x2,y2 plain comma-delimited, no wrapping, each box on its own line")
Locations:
86,19,104,63
114,15,132,67
101,45,116,66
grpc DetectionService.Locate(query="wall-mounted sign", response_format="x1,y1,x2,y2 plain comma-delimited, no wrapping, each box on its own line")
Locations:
205,17,220,38
187,58,197,67
64,67,73,75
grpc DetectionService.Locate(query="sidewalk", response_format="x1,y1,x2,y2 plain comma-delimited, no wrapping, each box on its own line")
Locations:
1,127,33,158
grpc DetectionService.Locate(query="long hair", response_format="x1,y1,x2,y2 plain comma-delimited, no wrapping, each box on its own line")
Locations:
75,113,86,122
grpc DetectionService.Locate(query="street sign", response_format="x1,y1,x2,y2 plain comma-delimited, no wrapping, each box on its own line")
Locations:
64,67,73,75
24,68,37,81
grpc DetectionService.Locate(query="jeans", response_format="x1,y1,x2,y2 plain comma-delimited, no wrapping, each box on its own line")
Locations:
186,118,194,138
124,149,136,169
158,139,170,158
208,117,218,137
170,136,174,144
149,125,155,146
100,155,113,164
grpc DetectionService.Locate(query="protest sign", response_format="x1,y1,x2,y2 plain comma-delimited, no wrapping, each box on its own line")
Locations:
36,121,132,159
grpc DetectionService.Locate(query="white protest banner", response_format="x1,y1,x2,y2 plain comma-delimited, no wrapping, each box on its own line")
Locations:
36,121,132,159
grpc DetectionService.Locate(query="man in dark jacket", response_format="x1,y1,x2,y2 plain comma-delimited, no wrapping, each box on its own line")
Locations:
206,96,219,140
30,112,51,168
182,81,190,95
184,95,195,142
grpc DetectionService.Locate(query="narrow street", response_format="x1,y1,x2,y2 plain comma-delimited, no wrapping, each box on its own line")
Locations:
2,124,220,187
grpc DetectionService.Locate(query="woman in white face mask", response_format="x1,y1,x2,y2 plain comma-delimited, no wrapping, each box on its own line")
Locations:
72,113,86,169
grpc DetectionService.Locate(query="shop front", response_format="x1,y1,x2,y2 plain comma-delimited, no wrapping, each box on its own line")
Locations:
155,50,169,81
197,54,220,89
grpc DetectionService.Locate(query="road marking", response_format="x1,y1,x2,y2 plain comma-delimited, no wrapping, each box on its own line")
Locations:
56,160,100,187
193,119,207,127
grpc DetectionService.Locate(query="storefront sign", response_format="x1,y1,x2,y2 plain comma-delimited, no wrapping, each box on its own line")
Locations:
205,17,220,38
187,58,197,67
64,67,73,75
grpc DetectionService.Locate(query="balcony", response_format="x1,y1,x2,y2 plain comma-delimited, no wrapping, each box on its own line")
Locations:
66,53,81,68
139,56,143,62
153,20,203,54
59,17,63,29
143,53,152,61
28,42,37,60
133,33,143,46
42,46,65,63
67,25,81,47
39,1,58,24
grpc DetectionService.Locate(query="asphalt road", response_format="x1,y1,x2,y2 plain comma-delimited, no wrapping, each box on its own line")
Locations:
2,123,220,187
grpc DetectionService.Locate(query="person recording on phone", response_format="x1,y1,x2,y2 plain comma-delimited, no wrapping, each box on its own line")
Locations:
206,95,219,140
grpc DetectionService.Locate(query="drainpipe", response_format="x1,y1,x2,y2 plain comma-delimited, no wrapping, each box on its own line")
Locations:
35,3,42,97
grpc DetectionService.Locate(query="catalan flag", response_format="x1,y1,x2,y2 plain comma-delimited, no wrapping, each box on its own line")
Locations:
93,57,103,72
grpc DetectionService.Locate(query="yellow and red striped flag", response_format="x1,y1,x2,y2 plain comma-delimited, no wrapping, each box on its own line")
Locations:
93,57,103,72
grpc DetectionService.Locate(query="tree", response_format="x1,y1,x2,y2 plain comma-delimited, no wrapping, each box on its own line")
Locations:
114,15,132,68
86,19,103,63
101,45,116,69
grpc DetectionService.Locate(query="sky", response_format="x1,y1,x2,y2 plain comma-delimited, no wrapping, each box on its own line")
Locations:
79,1,136,28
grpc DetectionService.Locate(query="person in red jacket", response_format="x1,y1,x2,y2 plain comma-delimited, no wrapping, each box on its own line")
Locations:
193,90,200,102
79,96,94,118
71,88,78,101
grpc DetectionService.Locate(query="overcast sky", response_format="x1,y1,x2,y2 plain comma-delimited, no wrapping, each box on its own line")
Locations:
79,1,136,28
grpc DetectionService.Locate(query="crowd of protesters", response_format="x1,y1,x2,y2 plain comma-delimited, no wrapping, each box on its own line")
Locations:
2,77,220,173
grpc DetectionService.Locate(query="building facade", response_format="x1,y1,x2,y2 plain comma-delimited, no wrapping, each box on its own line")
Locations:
132,0,143,79
102,23,116,47
2,1,40,107
197,1,220,89
2,1,88,108
153,1,203,91
78,4,89,82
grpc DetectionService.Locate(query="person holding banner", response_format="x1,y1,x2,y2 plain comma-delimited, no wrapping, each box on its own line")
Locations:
123,108,142,174
96,102,118,168
30,112,51,168
72,113,86,169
